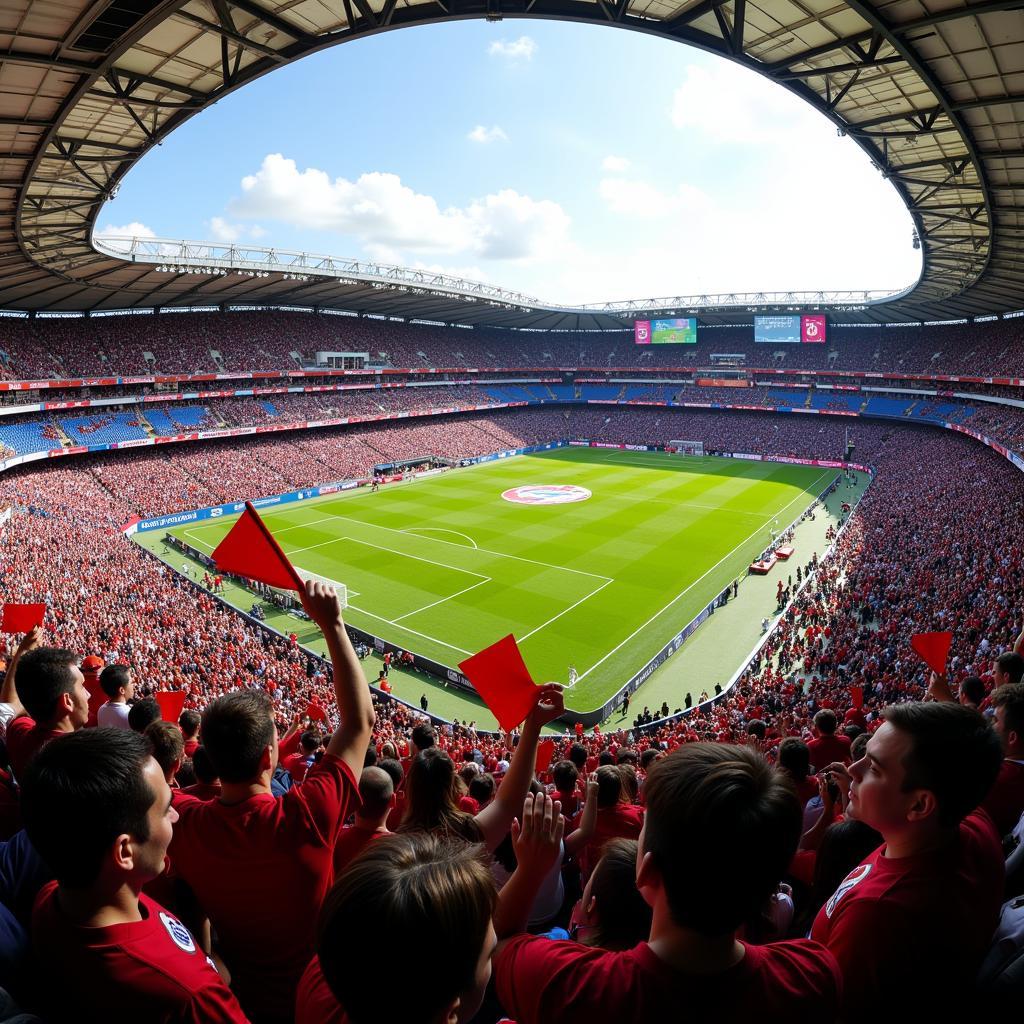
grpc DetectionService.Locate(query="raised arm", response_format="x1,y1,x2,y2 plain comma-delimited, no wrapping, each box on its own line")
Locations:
563,772,599,856
0,626,41,718
301,582,375,780
1014,619,1024,657
474,684,564,851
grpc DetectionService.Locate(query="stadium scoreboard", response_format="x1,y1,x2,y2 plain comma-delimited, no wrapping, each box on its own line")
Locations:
634,318,697,345
754,314,827,344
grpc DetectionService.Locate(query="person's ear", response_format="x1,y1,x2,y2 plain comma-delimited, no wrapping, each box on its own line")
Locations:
59,691,75,716
260,744,274,773
171,758,182,781
635,850,661,908
112,833,135,873
906,789,938,823
439,995,460,1024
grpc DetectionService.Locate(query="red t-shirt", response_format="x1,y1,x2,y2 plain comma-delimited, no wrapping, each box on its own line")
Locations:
31,882,248,1023
332,823,389,875
806,734,851,770
494,935,840,1023
811,809,1004,1015
295,955,344,1024
5,716,65,779
182,781,221,801
169,753,357,1023
283,752,314,783
574,802,644,878
184,738,200,758
981,758,1024,837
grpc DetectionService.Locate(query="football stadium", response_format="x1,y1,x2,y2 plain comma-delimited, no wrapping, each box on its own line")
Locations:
0,1,1023,1021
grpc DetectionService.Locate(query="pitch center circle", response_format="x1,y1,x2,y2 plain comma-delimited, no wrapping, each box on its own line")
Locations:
501,485,592,505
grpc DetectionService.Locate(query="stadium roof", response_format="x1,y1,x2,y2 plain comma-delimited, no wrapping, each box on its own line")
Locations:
0,0,1021,328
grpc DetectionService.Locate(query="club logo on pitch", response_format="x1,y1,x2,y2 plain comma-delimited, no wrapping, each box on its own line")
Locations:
502,485,592,505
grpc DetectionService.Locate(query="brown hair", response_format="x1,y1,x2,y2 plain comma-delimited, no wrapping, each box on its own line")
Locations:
399,747,482,843
582,839,652,951
144,720,185,777
318,833,496,1023
643,743,801,936
992,683,1024,743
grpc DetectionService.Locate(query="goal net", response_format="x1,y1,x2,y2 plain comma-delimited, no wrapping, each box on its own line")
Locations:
668,440,705,456
270,568,349,610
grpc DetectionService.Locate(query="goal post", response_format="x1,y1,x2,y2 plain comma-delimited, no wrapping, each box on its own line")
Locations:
270,568,349,609
668,440,705,456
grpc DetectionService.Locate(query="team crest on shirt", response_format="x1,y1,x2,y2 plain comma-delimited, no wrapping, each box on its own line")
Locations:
824,863,873,918
160,912,196,953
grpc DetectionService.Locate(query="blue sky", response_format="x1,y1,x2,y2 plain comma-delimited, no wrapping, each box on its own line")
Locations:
97,20,921,305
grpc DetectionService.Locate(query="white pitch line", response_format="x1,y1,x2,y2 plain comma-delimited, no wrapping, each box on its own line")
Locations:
402,527,479,549
393,577,492,622
518,577,614,643
344,604,473,656
576,469,835,682
284,535,490,581
316,511,613,582
184,529,215,551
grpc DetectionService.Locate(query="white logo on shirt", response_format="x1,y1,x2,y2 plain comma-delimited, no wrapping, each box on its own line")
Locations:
824,863,873,918
160,912,196,953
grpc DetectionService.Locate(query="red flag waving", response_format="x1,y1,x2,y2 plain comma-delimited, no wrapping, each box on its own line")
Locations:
850,685,864,710
0,603,46,633
535,738,556,774
154,691,187,722
458,634,539,734
211,502,304,593
306,702,328,723
911,632,952,675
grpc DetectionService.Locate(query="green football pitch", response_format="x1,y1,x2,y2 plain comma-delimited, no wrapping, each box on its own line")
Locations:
144,448,835,713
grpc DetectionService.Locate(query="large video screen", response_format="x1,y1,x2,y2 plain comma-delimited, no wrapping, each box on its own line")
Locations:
754,314,828,344
754,315,801,344
635,318,697,345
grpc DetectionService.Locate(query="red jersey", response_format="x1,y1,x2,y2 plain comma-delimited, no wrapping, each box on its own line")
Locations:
295,956,344,1024
184,738,199,758
806,733,851,769
574,802,644,878
182,781,221,801
5,716,65,779
981,758,1024,837
332,823,389,875
494,935,840,1023
811,809,1004,1015
31,882,248,1023
169,753,356,1023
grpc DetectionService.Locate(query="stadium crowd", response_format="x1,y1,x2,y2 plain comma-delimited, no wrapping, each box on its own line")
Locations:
2,309,1024,378
0,405,1022,1021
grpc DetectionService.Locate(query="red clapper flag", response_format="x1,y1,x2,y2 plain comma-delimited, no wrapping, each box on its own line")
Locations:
911,632,953,675
535,738,556,774
458,634,539,734
154,691,187,722
306,701,328,723
850,686,864,710
211,502,304,592
0,603,46,633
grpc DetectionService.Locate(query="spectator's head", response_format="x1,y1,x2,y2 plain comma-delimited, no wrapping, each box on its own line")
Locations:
144,720,185,783
356,766,395,822
127,697,160,734
178,709,201,740
317,834,497,1024
568,743,587,770
639,743,801,936
401,747,481,843
849,702,1002,835
552,760,578,794
21,728,176,891
467,773,495,808
993,652,1024,688
380,742,398,761
597,751,615,767
377,757,404,792
640,748,662,772
616,749,637,766
991,683,1024,758
577,839,652,951
15,647,88,729
746,719,766,741
813,709,838,736
595,764,624,808
299,730,323,754
959,675,985,708
777,738,811,782
191,745,218,786
411,722,436,753
99,663,134,702
201,690,276,785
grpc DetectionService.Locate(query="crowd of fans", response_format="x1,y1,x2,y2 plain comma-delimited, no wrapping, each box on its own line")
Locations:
0,403,1023,1020
2,310,1024,378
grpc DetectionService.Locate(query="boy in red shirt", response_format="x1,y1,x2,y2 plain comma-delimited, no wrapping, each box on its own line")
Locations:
20,728,248,1023
169,582,374,1024
494,743,841,1023
806,709,851,770
812,701,1004,1015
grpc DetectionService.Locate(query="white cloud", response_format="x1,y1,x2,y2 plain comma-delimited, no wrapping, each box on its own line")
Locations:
94,221,156,249
602,155,630,172
409,260,489,283
488,36,536,62
671,62,826,144
598,177,710,218
228,153,570,263
467,124,509,144
209,216,242,242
